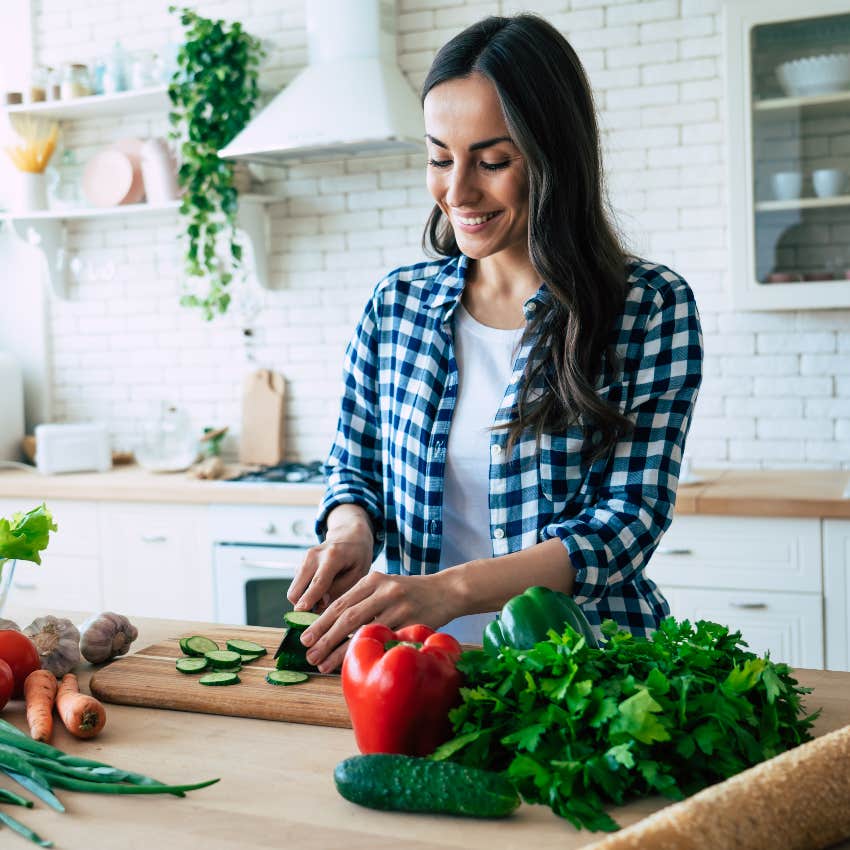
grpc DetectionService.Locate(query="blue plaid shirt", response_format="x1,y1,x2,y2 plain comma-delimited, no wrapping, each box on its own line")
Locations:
317,253,703,639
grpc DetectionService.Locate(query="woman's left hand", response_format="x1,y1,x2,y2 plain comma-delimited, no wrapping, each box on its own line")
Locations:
298,571,459,672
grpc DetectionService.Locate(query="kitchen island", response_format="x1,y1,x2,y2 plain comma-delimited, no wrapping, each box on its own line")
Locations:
1,608,849,850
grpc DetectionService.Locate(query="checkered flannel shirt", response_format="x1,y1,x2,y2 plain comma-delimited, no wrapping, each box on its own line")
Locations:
316,253,703,639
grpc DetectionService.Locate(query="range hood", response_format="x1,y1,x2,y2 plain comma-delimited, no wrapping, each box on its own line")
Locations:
219,0,425,165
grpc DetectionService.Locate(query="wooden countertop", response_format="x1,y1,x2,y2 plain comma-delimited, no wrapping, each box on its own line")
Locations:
1,464,849,516
0,464,325,507
1,607,849,850
1,608,599,850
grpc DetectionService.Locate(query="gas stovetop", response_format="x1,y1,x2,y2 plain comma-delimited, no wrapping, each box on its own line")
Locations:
225,460,325,484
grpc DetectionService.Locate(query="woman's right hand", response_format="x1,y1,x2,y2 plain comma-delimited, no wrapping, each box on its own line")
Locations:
286,505,374,615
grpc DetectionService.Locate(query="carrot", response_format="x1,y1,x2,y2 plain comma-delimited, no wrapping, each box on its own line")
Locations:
24,669,58,743
56,673,107,739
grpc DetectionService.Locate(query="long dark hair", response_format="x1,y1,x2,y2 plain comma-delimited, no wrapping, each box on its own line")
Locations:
421,14,632,461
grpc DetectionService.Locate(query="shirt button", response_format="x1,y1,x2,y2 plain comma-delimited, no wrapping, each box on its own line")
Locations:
525,301,537,313
491,444,502,459
493,528,505,540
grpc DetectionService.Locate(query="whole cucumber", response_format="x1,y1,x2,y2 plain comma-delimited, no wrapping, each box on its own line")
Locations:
334,754,520,819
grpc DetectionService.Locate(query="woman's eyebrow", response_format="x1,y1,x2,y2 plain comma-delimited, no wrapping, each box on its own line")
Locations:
425,134,515,151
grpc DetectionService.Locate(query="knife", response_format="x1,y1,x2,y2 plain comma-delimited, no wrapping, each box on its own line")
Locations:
273,628,290,660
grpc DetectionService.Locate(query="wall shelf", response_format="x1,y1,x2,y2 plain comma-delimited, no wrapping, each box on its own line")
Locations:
753,89,850,114
5,86,171,121
0,195,284,298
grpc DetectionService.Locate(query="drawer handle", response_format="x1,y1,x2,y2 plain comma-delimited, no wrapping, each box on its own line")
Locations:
141,535,168,543
729,602,768,610
13,582,37,591
656,547,693,556
240,558,299,573
263,523,278,535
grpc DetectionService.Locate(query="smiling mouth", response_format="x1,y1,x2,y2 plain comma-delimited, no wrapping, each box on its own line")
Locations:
455,211,501,226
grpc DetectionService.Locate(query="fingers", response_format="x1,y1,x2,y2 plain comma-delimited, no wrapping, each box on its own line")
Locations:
286,546,320,606
288,541,367,613
319,638,350,674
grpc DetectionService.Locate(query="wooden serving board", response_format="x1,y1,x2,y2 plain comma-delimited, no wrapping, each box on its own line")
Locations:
89,625,351,728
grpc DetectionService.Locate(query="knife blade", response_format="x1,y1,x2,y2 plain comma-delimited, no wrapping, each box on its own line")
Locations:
272,628,290,660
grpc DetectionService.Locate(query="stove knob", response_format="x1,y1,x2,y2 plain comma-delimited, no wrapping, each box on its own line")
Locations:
291,519,307,537
263,522,278,535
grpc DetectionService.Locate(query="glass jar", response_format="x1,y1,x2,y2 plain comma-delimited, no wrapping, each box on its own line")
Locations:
59,63,93,99
45,67,61,101
49,149,83,210
25,66,48,103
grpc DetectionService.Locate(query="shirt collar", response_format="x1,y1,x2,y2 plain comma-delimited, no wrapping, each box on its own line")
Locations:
422,253,552,320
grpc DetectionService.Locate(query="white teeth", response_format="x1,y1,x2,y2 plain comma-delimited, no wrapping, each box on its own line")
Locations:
458,211,499,226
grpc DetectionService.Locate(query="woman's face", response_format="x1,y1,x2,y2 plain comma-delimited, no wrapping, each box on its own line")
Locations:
423,73,529,262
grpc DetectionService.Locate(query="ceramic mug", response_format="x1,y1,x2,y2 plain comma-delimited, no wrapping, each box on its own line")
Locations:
812,168,846,198
771,171,803,201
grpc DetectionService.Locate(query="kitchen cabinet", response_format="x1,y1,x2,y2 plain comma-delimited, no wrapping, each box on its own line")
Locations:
725,0,850,309
0,497,103,613
824,519,850,671
99,502,212,621
646,515,825,668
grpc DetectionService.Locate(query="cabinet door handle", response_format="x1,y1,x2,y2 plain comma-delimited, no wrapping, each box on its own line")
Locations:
729,602,768,610
141,535,168,543
13,582,37,590
656,547,693,556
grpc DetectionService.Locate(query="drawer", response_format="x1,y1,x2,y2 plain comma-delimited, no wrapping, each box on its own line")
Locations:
663,586,823,668
11,554,103,613
648,515,821,592
209,504,320,546
0,498,99,558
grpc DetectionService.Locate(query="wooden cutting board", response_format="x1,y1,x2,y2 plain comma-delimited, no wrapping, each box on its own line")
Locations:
89,624,351,728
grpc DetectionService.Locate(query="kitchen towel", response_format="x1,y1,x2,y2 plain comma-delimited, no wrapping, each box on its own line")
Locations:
587,722,850,850
239,369,286,466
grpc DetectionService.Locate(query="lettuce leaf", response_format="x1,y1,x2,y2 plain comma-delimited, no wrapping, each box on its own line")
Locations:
0,503,57,566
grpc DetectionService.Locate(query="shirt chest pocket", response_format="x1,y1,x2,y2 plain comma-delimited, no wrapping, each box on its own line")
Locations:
537,427,586,512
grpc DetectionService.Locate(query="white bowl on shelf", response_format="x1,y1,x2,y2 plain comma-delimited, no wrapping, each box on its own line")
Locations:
812,168,846,198
771,170,803,201
776,53,850,97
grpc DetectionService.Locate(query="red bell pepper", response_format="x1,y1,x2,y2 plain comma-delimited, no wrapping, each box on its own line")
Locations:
341,623,463,757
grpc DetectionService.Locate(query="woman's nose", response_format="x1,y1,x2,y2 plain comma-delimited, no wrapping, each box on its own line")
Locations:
445,164,479,208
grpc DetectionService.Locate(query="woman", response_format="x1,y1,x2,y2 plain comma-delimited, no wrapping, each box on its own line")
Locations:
287,13,703,672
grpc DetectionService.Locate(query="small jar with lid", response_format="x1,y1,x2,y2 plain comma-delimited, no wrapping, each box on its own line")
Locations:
59,63,93,99
24,66,48,103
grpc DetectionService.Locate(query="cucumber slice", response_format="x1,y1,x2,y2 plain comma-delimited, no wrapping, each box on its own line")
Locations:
199,672,240,686
238,653,261,663
283,611,320,630
184,636,220,657
176,657,208,674
178,637,192,655
266,670,309,686
214,664,243,673
226,639,266,656
205,650,242,669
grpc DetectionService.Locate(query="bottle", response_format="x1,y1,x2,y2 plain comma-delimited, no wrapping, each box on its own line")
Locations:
101,42,127,94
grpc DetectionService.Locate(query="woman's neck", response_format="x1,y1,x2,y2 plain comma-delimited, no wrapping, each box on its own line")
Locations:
462,251,540,330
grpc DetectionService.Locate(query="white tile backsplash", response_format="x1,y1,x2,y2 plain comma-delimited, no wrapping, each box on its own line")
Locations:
8,0,846,468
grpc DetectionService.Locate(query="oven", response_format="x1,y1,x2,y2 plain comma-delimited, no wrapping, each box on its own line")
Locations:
211,503,319,627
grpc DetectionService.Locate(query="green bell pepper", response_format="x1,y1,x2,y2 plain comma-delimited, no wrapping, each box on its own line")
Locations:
483,586,599,655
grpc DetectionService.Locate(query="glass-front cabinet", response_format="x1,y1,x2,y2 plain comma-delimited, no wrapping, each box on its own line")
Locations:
725,0,850,309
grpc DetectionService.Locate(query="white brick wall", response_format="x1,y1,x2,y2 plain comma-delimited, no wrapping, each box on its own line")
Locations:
17,0,850,469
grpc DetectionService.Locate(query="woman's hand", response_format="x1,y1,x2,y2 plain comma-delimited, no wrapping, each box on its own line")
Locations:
286,505,374,615
298,571,460,673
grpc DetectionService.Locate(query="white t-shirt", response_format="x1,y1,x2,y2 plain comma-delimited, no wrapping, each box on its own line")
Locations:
439,302,524,645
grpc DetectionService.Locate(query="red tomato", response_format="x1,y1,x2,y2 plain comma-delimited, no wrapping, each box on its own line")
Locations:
0,658,13,709
0,630,41,699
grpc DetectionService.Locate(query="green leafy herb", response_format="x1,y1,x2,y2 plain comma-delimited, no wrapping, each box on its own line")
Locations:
0,504,57,579
432,618,819,833
168,6,265,320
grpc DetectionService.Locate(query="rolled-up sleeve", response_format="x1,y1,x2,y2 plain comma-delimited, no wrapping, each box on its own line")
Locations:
316,294,386,554
543,276,703,605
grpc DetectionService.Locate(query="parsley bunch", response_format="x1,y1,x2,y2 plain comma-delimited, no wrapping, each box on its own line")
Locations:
432,618,819,832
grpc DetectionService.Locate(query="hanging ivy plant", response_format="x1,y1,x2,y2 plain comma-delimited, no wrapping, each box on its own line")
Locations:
167,6,265,320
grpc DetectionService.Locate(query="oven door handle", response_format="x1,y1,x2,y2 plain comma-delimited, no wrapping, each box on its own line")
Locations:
239,557,301,573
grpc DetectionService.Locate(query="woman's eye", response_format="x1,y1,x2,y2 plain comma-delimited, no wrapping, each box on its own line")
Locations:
428,158,452,168
481,161,511,172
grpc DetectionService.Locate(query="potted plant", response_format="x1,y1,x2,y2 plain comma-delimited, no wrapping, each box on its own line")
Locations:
168,6,265,320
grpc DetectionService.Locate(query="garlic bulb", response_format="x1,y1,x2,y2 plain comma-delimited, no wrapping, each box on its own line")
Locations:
0,618,20,631
79,612,139,664
23,615,81,678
